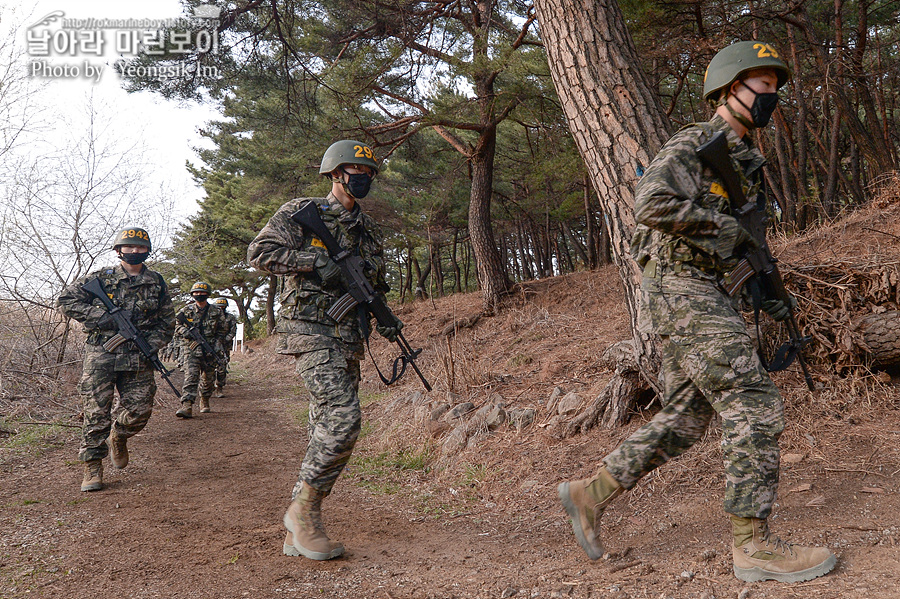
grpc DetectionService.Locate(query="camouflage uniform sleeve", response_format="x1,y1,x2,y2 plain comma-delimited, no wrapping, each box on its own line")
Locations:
225,315,237,343
56,272,107,327
633,127,746,260
247,201,321,275
361,213,390,295
146,283,175,352
174,306,190,339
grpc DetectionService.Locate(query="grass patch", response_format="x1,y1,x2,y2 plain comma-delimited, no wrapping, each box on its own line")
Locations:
507,353,532,368
0,418,72,456
348,446,432,495
360,389,389,407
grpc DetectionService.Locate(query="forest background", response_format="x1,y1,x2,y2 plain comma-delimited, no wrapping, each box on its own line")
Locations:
1,0,899,401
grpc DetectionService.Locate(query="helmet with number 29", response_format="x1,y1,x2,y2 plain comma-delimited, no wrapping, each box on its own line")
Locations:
318,140,379,176
702,41,791,103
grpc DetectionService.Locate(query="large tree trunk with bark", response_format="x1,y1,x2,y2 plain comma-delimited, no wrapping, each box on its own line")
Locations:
534,0,672,432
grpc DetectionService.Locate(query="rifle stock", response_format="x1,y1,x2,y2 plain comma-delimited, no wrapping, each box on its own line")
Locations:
696,132,815,391
81,277,181,398
290,202,432,391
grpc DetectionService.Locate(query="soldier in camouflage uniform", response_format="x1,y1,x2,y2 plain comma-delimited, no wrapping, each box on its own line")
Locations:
174,281,227,417
248,139,402,561
212,297,238,397
57,227,174,492
557,42,835,583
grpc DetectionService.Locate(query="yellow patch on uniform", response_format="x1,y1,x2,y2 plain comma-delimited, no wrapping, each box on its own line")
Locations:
310,237,326,249
710,182,728,198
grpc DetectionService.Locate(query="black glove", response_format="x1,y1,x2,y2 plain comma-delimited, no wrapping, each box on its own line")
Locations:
314,253,342,286
761,296,797,322
97,309,132,330
376,317,404,342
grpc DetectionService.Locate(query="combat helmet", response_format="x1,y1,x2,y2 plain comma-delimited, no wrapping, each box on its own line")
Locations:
190,281,211,296
703,41,791,103
319,140,379,176
213,298,229,307
111,227,152,251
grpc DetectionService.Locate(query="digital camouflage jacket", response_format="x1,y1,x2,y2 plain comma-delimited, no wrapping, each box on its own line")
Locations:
247,193,388,355
221,311,238,346
57,264,175,371
175,302,227,361
630,114,767,336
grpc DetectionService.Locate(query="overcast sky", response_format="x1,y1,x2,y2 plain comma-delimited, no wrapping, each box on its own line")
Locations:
12,0,221,221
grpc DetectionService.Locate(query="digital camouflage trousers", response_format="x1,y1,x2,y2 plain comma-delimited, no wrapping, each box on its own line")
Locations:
78,363,156,462
603,330,784,519
215,351,231,388
181,354,217,405
291,337,363,499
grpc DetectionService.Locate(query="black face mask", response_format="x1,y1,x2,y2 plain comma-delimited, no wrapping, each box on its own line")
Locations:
344,172,373,199
737,81,779,128
119,251,149,265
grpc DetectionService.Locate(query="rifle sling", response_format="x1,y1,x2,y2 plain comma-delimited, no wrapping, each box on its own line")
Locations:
365,336,409,386
748,278,799,373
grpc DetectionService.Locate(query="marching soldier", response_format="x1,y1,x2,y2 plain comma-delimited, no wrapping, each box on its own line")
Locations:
57,227,174,492
174,282,226,417
248,140,402,560
212,297,238,397
557,42,836,583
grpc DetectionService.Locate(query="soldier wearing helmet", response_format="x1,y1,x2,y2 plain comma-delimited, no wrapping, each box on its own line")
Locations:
173,281,227,417
211,298,238,397
557,42,836,583
56,227,174,492
248,140,402,561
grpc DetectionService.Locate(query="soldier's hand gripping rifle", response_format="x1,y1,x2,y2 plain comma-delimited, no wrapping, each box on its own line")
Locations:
175,312,228,369
81,277,182,398
697,131,815,391
290,201,432,391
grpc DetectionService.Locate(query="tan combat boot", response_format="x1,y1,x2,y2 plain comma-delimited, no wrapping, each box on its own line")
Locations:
282,482,344,560
214,386,225,398
109,428,129,469
199,397,211,413
81,460,104,492
731,516,836,582
176,402,193,419
558,465,624,559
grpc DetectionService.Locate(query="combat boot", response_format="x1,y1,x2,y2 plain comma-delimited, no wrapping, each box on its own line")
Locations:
558,465,623,560
175,402,193,419
214,386,225,398
282,482,344,560
81,460,104,492
109,428,129,469
199,397,211,413
731,516,836,582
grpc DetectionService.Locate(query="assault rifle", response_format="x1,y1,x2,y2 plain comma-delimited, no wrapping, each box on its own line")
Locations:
81,277,181,398
697,131,815,391
290,201,432,391
175,312,228,368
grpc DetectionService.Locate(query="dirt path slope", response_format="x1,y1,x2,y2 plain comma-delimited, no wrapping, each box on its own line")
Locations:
3,265,900,598
3,365,899,599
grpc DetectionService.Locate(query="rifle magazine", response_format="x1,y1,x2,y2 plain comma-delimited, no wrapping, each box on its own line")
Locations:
102,334,127,352
720,259,756,297
326,293,358,322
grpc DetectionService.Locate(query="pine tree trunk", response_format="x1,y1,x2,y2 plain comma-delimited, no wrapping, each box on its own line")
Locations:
534,0,669,430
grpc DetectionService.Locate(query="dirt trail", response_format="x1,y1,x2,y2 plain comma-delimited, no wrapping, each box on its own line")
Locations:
4,263,900,599
3,363,900,599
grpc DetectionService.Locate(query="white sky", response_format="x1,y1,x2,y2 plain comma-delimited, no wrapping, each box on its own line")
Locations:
11,0,221,222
